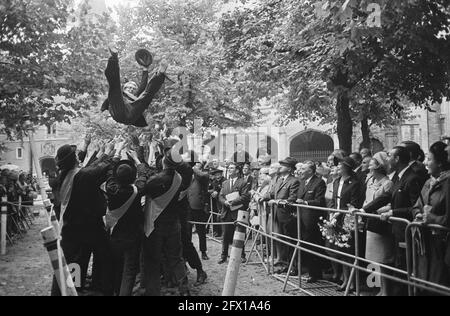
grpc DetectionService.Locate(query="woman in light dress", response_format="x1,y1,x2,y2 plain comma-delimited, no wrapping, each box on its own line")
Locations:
360,152,395,296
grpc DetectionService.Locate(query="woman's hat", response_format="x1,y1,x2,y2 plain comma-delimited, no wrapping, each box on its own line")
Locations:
135,49,153,67
372,152,389,172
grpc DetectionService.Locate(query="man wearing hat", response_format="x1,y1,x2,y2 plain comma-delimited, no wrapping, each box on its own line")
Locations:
262,157,300,274
102,48,168,127
51,143,116,296
104,150,151,296
138,144,189,296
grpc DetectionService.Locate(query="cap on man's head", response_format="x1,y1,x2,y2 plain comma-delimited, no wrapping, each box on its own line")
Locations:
56,145,77,169
340,157,357,171
114,161,137,186
279,157,297,169
209,168,223,175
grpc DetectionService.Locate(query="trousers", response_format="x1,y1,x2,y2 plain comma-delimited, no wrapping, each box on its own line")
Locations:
104,54,165,127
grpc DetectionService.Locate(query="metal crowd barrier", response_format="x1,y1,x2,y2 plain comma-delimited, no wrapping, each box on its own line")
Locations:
230,201,450,296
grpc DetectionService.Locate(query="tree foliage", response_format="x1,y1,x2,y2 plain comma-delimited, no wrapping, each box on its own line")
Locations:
219,0,450,152
0,0,115,138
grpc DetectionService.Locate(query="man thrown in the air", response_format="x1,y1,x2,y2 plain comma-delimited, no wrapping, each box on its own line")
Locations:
101,48,168,127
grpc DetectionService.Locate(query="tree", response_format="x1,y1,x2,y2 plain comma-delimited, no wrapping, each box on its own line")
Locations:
219,0,450,152
0,0,115,138
109,0,254,133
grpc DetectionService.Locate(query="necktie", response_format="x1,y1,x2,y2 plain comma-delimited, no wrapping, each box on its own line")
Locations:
392,172,400,184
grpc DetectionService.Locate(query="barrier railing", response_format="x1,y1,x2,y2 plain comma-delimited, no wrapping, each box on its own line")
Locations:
231,201,450,296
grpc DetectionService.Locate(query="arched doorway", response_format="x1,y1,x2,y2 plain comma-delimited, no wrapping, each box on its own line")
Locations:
290,130,334,162
40,156,57,177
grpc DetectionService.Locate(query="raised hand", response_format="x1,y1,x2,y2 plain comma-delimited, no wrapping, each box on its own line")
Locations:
128,150,141,165
104,141,115,156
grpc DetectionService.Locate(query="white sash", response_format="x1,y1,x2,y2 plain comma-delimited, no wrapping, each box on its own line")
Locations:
104,185,138,235
59,168,80,233
144,171,182,237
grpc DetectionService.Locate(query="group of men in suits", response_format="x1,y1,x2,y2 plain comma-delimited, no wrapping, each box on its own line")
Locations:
259,158,327,282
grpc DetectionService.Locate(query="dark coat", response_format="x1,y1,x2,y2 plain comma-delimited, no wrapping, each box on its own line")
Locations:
188,168,210,211
61,154,113,242
219,177,251,221
137,168,182,226
329,175,362,211
411,174,450,285
105,163,154,241
264,175,300,224
364,167,422,243
297,175,326,242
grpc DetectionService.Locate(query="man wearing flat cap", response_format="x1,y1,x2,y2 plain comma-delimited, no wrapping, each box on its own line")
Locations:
262,157,300,274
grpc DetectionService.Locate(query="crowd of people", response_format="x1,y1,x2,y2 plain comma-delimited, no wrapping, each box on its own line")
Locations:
12,131,440,297
0,169,38,238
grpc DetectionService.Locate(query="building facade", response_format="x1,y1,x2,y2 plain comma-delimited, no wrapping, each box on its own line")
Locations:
0,124,80,175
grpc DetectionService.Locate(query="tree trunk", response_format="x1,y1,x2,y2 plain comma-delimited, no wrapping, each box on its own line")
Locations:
336,89,353,154
360,117,371,151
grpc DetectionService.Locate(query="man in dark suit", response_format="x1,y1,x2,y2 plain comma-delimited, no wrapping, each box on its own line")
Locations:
140,149,188,296
362,146,422,295
400,141,429,188
263,157,300,273
351,152,368,206
218,163,251,264
242,163,254,190
295,161,327,282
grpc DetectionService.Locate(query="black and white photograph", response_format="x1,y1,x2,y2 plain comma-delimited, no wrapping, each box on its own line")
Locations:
1,0,450,300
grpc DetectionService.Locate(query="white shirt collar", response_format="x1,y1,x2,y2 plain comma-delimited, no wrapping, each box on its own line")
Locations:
398,165,410,180
305,176,314,185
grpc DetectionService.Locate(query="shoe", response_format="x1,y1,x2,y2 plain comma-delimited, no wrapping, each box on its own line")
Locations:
194,271,207,287
108,47,118,57
202,252,210,261
305,277,317,284
274,266,288,275
218,258,227,264
241,257,247,264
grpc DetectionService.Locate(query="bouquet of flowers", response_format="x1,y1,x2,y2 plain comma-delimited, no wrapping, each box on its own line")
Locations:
318,213,355,249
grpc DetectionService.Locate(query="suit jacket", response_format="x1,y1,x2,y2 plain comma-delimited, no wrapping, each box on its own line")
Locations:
188,168,210,211
219,177,251,221
242,175,254,191
411,173,450,282
139,168,182,225
297,175,326,241
330,175,362,211
364,167,422,242
264,174,300,224
410,161,430,189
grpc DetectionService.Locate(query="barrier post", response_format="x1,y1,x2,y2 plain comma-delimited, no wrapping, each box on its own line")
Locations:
405,224,414,296
1,196,7,255
222,210,250,296
270,204,274,275
297,206,302,289
25,120,52,221
41,226,77,296
354,213,360,296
